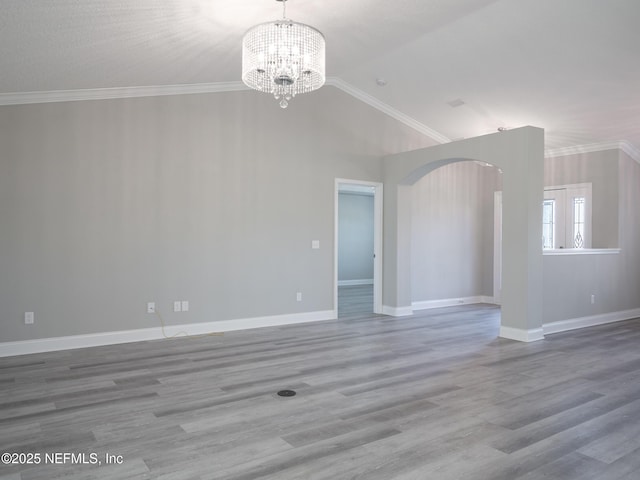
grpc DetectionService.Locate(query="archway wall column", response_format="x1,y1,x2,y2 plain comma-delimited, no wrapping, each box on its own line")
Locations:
381,126,545,341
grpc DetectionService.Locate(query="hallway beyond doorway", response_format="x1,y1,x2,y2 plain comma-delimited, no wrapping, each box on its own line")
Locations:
338,284,373,318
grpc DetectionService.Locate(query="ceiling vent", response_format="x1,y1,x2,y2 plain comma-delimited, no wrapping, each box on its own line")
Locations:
447,98,465,108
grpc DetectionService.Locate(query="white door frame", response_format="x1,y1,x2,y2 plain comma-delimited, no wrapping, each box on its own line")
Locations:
493,191,502,305
334,179,383,316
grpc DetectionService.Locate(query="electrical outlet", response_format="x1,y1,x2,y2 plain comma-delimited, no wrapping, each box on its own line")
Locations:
296,292,302,302
591,294,595,304
147,302,156,314
181,300,189,312
24,312,34,325
173,301,182,313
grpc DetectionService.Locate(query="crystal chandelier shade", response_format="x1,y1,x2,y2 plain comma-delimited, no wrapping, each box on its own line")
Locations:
242,1,325,108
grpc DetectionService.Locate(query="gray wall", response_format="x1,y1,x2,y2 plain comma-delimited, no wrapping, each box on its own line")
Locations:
542,150,640,323
410,161,501,302
0,88,402,342
338,193,374,283
1,86,636,345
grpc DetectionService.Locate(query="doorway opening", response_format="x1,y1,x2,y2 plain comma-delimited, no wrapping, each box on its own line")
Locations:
408,160,502,311
334,179,383,318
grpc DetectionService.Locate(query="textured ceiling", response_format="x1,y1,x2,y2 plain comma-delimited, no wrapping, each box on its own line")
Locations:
2,0,639,151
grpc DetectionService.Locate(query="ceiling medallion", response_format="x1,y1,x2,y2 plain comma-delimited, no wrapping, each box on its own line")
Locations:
242,0,326,108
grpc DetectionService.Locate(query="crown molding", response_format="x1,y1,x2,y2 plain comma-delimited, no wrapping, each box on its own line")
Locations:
619,140,640,164
0,81,249,106
545,140,640,165
2,80,637,162
0,76,452,145
325,77,451,145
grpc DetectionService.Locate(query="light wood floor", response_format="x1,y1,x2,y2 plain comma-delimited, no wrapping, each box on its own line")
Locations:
1,305,640,480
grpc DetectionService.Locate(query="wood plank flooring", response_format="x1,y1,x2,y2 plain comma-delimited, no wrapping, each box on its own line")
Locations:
1,305,640,479
338,285,373,317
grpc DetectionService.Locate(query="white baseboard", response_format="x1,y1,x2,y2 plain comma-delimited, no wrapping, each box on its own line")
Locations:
543,308,640,335
382,296,497,318
500,307,640,342
7,305,636,357
412,296,496,311
382,305,414,317
0,310,337,358
499,326,545,342
338,279,374,286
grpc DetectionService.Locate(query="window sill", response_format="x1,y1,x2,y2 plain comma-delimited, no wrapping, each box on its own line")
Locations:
543,248,621,256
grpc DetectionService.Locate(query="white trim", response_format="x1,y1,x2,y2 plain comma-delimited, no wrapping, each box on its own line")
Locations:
2,82,639,165
338,279,374,286
544,248,621,256
619,140,640,165
0,76,452,147
338,184,375,196
372,182,383,315
545,140,622,158
334,179,383,316
545,140,640,165
0,82,249,106
493,191,503,305
412,296,496,311
5,81,639,165
543,308,640,335
326,78,451,144
0,310,336,358
382,305,414,317
499,326,545,342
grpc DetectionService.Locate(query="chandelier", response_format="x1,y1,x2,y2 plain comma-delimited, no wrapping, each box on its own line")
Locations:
242,0,325,108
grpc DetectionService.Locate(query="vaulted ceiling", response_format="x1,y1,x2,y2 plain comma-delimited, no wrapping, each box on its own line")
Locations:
2,0,639,152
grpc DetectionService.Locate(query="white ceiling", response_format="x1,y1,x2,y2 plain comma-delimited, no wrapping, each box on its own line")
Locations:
2,0,639,151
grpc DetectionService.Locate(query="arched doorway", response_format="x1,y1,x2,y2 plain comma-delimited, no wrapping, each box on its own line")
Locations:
410,160,502,311
381,127,545,342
